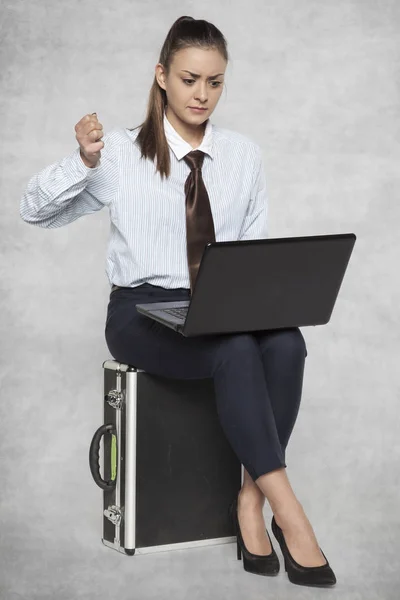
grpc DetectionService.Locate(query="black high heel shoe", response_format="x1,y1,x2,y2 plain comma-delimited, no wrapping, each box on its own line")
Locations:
228,495,280,576
271,515,337,587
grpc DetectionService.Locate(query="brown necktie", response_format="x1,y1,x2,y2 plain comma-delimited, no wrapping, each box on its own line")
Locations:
183,150,216,294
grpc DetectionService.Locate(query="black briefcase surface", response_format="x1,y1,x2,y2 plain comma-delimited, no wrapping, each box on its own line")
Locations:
89,360,242,555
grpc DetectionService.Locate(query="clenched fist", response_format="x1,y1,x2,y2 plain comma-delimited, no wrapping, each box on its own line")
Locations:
75,113,104,168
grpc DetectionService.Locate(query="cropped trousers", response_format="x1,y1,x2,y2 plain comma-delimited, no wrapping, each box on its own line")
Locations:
104,283,308,482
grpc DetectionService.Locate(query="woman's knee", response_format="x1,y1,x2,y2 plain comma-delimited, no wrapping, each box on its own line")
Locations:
290,328,308,357
260,328,308,358
214,333,261,368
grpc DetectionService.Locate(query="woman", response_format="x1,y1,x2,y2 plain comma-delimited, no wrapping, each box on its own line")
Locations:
20,15,336,588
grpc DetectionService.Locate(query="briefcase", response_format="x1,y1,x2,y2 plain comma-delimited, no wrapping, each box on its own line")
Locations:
89,359,242,555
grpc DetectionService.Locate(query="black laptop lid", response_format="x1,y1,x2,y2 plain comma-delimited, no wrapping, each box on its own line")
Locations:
183,233,356,336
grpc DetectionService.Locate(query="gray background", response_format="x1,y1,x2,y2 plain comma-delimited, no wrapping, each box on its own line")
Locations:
1,0,399,598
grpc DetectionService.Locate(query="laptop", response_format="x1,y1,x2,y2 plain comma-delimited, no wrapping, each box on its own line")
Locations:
135,233,356,337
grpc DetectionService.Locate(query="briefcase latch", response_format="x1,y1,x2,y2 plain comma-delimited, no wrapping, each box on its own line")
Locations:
106,390,124,410
104,504,122,525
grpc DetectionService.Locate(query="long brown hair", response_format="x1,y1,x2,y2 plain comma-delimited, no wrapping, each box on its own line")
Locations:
129,16,229,180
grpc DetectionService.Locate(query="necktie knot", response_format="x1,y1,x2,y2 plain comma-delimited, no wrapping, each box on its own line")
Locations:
183,150,205,171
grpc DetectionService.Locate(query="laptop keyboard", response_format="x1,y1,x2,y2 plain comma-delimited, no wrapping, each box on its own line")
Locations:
161,307,189,320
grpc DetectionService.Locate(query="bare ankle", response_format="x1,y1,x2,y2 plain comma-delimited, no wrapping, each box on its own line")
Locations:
274,501,306,529
238,486,265,508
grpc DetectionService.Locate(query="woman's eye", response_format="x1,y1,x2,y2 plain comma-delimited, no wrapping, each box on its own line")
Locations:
183,79,221,87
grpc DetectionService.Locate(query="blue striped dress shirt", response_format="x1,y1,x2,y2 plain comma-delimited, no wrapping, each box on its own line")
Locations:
20,111,268,290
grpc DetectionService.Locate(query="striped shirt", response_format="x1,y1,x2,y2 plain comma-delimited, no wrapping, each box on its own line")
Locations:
20,111,268,290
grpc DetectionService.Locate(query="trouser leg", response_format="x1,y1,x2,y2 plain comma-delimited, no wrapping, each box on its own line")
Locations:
210,333,287,480
105,284,307,482
253,328,308,463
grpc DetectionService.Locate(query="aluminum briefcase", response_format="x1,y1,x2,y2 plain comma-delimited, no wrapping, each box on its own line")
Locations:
89,359,242,555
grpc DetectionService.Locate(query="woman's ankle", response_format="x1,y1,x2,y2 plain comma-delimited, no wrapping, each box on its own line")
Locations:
238,486,265,508
274,499,305,529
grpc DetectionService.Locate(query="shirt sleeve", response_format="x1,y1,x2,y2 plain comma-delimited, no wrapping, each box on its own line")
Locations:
19,127,120,228
238,145,268,241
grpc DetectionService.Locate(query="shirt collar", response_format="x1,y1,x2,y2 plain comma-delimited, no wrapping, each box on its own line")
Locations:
164,110,214,160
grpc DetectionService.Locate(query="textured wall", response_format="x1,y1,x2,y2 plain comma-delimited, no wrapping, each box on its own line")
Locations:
1,1,399,598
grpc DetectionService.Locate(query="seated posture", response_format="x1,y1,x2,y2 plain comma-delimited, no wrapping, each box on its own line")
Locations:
20,15,336,588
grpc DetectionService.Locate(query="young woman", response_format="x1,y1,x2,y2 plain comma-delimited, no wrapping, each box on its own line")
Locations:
20,16,336,588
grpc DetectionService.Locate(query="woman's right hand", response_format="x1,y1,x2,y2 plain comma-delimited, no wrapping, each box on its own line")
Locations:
75,113,104,168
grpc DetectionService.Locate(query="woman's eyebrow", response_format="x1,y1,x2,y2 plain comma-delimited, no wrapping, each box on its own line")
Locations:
180,70,224,79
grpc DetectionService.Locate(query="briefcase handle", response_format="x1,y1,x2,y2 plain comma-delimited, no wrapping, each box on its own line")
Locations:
89,423,117,491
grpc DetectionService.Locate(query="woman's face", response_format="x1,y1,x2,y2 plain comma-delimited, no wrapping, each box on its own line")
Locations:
155,46,226,131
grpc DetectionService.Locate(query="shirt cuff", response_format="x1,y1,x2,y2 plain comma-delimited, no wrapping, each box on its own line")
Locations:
65,147,101,180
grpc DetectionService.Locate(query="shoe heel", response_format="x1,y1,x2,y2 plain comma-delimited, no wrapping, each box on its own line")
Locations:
237,539,242,561
229,495,280,576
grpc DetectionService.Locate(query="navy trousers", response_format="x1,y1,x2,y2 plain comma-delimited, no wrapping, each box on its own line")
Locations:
105,283,308,482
